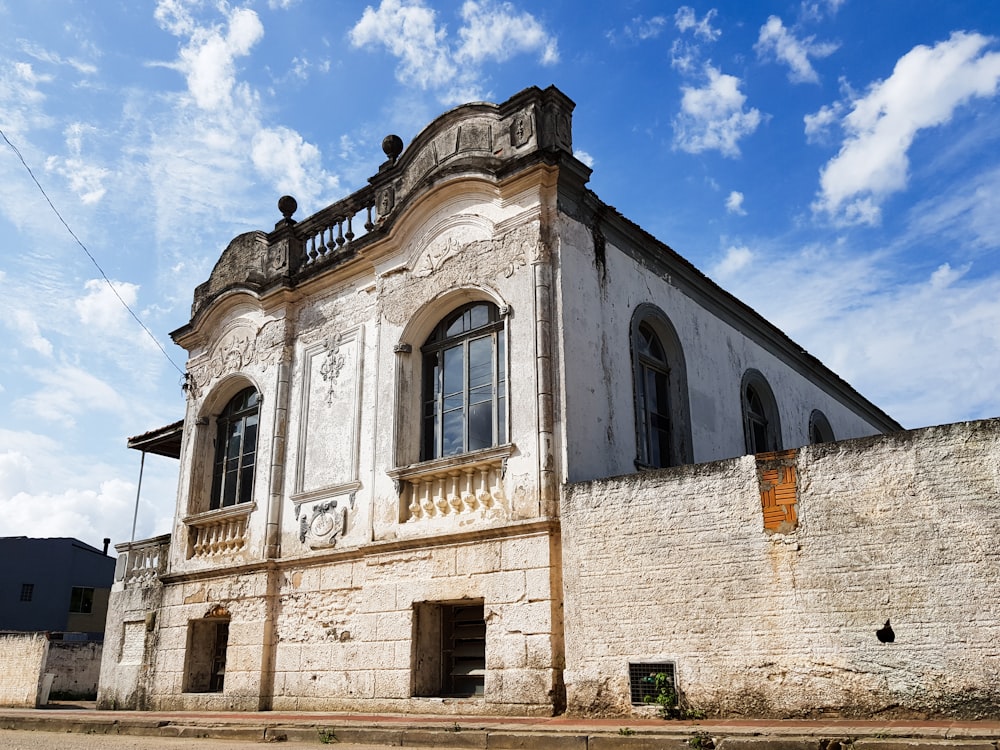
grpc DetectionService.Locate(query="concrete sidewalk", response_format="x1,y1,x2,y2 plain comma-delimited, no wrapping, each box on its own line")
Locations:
1,703,1000,749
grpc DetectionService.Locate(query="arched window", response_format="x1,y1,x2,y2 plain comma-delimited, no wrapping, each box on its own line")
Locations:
210,387,260,510
630,306,692,468
421,302,506,460
741,370,781,455
635,323,672,467
809,409,834,444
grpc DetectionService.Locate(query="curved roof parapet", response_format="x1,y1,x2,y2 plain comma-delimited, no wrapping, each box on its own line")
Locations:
178,86,586,327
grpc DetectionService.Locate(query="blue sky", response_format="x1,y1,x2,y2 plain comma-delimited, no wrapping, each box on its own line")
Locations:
2,0,999,550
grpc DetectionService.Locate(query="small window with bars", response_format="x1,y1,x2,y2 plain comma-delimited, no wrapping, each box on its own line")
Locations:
628,661,676,705
20,583,34,602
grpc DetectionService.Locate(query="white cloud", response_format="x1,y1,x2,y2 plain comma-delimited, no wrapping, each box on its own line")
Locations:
268,0,299,8
15,365,130,426
803,102,841,143
608,16,668,45
60,161,108,204
670,6,720,71
800,0,845,22
457,1,558,65
251,126,340,206
904,163,1000,251
9,309,53,357
75,278,139,329
574,149,594,168
349,0,557,103
17,39,97,75
673,65,762,157
813,32,1000,225
713,244,753,275
713,243,1000,428
675,7,720,41
755,16,838,84
0,427,175,548
155,4,264,111
725,190,746,215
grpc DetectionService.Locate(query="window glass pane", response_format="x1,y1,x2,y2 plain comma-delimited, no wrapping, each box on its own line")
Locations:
498,332,506,381
243,419,258,459
468,303,489,330
445,309,470,337
468,401,492,451
497,395,506,442
226,422,243,460
239,466,254,504
223,468,239,506
443,345,463,398
442,410,464,455
468,337,492,388
423,413,437,459
751,419,768,453
468,384,492,405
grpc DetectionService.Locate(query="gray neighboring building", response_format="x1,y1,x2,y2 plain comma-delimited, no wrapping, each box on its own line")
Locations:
0,537,114,641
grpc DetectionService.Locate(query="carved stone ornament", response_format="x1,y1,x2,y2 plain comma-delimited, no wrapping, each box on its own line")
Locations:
376,187,395,222
186,322,275,399
319,333,347,404
255,320,285,370
414,235,462,277
298,499,349,549
510,113,532,148
267,240,289,274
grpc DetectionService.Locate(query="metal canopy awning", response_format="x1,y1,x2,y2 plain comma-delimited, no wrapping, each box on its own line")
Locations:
127,419,184,459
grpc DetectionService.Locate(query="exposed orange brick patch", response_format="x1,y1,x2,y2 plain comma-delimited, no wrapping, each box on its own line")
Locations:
756,449,798,533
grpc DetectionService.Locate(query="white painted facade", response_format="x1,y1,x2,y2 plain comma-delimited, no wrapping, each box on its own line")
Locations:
99,86,964,719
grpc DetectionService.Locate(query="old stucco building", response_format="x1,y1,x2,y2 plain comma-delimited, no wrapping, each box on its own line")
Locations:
99,86,1000,718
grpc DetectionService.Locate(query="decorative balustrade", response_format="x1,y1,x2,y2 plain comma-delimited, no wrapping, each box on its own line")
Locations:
119,534,170,583
295,186,377,270
391,445,513,523
184,504,253,559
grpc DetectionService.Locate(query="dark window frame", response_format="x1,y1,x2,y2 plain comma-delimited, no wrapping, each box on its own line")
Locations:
420,303,507,461
809,409,835,444
630,306,692,469
741,369,782,454
69,586,95,614
20,583,34,602
210,387,260,511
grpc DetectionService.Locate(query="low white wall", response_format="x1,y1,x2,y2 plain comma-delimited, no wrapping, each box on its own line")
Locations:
561,418,1000,718
47,641,103,699
0,633,49,707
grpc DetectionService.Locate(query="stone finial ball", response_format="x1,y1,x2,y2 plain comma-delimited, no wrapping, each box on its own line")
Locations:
278,195,297,219
382,134,404,161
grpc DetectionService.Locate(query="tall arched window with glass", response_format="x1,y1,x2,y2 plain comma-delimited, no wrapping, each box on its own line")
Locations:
210,387,260,509
636,322,672,468
421,303,506,460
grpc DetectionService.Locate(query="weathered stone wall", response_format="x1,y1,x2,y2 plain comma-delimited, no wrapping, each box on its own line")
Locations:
0,633,49,707
561,418,1000,718
98,541,169,710
47,641,103,699
148,569,269,711
269,527,559,715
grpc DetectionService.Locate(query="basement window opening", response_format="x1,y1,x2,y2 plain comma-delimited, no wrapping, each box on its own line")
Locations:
628,661,676,705
412,600,486,698
183,617,230,693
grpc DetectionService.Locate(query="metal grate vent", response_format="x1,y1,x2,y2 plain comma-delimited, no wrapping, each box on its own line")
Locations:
628,661,676,705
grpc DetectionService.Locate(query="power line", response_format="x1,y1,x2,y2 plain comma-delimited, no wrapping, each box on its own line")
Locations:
0,127,186,378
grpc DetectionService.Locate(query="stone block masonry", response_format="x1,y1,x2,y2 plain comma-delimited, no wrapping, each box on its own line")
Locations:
0,633,49,707
561,418,1000,718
